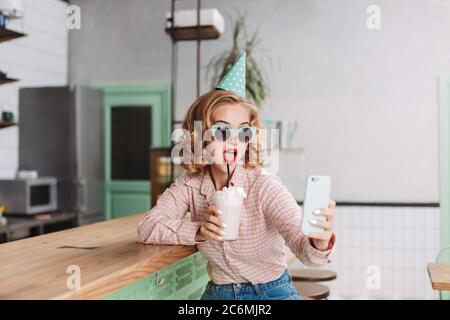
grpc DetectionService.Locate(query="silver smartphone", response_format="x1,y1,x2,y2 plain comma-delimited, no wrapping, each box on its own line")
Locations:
301,175,332,234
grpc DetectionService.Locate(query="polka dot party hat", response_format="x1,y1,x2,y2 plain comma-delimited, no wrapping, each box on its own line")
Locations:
215,52,246,98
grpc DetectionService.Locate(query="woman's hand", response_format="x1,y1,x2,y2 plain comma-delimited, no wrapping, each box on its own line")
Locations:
306,200,336,251
195,206,227,242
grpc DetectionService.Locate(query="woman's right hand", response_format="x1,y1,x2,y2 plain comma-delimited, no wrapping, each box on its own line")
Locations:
195,206,227,241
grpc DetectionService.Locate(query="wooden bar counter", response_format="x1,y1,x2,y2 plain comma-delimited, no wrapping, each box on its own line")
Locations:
428,263,450,291
0,213,209,300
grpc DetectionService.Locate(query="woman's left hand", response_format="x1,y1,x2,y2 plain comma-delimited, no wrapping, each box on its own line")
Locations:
306,199,336,251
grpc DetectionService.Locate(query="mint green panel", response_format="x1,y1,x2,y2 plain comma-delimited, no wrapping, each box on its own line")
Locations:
104,252,209,300
107,181,151,219
111,192,150,219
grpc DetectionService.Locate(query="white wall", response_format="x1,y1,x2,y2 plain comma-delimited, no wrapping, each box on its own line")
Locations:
69,0,450,203
0,0,68,179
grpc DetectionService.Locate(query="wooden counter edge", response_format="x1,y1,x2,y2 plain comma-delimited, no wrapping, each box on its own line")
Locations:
427,263,450,291
54,245,198,300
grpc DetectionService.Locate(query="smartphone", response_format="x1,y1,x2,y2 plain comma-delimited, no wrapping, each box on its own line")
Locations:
301,175,332,234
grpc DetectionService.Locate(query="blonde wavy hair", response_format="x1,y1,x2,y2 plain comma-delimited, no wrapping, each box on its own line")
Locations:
181,89,263,174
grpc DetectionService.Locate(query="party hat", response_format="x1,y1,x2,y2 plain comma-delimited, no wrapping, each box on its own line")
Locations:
215,52,246,98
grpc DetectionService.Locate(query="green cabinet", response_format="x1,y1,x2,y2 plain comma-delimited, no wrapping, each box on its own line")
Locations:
101,84,171,220
104,252,210,300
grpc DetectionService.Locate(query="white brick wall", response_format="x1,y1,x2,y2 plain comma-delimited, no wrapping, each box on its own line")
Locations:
0,0,68,179
290,205,440,300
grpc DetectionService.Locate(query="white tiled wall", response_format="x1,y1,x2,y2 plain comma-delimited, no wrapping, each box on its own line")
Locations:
290,205,440,300
0,0,68,179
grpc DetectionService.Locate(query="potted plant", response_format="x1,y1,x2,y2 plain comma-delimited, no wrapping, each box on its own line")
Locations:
206,13,269,107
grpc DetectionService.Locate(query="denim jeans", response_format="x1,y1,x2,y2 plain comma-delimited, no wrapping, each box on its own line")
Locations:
200,270,301,300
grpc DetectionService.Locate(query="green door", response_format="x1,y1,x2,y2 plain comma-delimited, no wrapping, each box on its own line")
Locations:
102,84,171,219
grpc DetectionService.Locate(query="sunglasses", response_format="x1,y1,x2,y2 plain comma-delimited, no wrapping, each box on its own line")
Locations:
210,124,256,143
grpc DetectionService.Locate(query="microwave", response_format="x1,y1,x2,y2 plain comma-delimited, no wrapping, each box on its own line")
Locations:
0,177,58,215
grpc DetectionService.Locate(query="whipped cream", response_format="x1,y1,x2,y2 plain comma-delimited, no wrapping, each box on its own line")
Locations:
214,186,247,199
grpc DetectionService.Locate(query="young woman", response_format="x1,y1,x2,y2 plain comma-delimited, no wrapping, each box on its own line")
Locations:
137,88,336,300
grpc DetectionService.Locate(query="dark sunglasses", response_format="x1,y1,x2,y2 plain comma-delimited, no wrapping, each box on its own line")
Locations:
210,124,256,143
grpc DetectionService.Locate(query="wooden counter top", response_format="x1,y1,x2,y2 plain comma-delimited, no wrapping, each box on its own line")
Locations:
428,263,450,291
0,213,197,300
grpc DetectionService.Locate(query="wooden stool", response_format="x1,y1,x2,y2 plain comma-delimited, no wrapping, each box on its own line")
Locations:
290,269,337,282
293,281,330,300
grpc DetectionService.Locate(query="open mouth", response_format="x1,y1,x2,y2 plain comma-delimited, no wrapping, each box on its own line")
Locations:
223,148,237,164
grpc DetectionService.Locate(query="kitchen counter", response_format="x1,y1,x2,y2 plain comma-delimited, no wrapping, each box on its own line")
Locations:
0,212,78,243
428,263,450,291
0,213,208,300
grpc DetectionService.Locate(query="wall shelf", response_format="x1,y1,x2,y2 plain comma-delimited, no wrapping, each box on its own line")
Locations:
0,27,26,129
0,77,18,85
0,27,26,44
0,121,17,129
165,25,221,41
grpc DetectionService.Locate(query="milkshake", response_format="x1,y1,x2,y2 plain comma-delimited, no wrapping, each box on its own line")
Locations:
212,186,247,240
